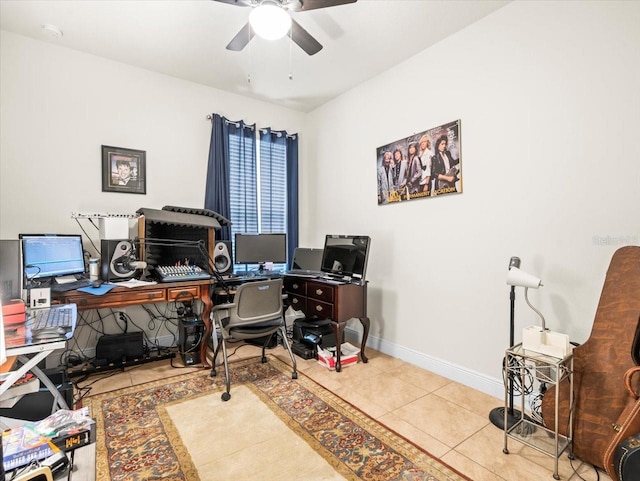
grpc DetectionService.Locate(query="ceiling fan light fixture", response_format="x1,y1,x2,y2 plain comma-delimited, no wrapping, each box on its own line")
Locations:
249,3,291,40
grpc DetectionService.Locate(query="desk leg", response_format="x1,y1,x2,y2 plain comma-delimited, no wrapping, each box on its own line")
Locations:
330,321,347,372
358,317,370,364
329,317,370,372
200,287,213,369
15,354,70,412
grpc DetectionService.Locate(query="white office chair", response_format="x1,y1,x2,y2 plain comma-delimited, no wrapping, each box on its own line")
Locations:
210,278,298,401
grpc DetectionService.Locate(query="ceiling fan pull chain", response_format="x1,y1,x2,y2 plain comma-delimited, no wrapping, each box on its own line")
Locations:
289,36,293,80
248,39,252,84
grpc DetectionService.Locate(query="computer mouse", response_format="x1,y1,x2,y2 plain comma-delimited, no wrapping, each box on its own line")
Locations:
91,280,103,288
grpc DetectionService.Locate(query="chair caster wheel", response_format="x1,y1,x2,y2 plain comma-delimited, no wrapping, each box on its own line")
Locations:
221,392,231,401
503,448,509,454
261,357,267,363
292,372,298,379
210,369,217,377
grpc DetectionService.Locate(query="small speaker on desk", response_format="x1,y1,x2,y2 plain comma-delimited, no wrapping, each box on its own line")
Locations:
213,241,233,275
100,239,140,282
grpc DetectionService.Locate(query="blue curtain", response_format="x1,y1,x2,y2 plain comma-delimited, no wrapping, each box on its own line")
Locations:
204,114,231,240
286,133,299,265
204,115,257,240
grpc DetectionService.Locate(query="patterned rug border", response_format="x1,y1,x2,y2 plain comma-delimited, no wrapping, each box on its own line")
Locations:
85,355,471,481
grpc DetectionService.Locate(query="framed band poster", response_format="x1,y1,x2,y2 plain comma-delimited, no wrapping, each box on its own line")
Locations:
376,119,461,205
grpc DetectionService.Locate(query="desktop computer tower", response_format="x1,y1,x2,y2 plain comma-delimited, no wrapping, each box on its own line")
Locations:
178,318,204,365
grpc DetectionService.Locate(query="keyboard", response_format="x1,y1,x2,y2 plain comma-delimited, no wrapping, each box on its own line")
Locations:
30,306,75,331
154,265,211,282
50,279,92,292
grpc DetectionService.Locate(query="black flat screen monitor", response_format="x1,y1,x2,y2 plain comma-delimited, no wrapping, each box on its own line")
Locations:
234,233,287,268
20,234,85,283
321,235,370,281
291,247,323,271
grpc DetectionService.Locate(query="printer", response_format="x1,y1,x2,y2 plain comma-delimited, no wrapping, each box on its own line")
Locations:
292,319,343,359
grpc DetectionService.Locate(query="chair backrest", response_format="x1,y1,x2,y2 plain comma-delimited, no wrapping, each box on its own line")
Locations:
227,278,284,328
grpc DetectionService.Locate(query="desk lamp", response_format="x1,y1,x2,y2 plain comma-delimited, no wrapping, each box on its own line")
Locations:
489,257,542,430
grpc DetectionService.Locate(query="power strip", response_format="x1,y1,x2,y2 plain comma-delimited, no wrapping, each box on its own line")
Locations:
71,212,140,219
67,351,175,377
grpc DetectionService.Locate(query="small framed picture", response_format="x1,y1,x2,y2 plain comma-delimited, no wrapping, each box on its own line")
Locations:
101,145,146,194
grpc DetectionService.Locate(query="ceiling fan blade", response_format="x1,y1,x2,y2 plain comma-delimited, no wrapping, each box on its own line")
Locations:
289,19,322,55
212,0,252,7
226,23,255,51
291,0,357,12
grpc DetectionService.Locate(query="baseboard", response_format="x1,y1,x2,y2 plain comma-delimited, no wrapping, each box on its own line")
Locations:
343,327,504,401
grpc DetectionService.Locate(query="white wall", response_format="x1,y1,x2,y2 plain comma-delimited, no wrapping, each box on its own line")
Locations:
0,31,306,246
303,0,640,395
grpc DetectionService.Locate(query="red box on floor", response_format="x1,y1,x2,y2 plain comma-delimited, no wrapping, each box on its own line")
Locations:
317,342,359,370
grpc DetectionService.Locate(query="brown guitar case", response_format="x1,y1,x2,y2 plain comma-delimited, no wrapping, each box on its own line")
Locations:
541,246,640,476
604,366,640,480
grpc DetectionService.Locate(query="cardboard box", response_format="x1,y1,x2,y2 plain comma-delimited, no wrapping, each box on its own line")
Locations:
317,342,359,370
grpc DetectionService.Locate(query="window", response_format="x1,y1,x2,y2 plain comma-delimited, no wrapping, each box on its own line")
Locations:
228,128,288,271
205,114,298,272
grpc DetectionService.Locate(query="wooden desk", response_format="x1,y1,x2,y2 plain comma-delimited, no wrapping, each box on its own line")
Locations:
56,280,214,368
283,276,370,372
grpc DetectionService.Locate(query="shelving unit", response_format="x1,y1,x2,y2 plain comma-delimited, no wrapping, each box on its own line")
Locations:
503,343,573,480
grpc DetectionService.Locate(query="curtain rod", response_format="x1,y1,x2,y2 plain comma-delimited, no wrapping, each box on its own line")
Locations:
205,114,296,138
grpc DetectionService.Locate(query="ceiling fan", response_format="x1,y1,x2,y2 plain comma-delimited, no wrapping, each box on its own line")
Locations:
214,0,357,56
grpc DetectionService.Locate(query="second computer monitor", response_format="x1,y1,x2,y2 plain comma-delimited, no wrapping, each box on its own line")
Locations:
234,233,287,270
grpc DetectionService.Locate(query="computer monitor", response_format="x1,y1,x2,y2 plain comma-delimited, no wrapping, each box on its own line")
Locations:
291,247,323,271
234,233,287,270
20,234,85,285
320,235,371,281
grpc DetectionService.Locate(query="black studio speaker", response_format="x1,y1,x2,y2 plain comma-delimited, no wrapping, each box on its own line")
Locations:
100,239,141,282
213,241,233,275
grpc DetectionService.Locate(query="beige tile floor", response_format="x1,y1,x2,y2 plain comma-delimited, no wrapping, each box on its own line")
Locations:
74,343,612,481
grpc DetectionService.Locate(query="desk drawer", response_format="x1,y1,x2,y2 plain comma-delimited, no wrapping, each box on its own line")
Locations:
307,299,334,319
288,294,307,312
65,289,167,310
307,281,334,303
167,286,200,302
284,278,306,296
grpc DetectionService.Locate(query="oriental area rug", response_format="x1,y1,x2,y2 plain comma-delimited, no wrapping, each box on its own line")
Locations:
85,356,470,481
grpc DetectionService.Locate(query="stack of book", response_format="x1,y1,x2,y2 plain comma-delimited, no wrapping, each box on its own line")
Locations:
2,408,95,471
0,372,40,408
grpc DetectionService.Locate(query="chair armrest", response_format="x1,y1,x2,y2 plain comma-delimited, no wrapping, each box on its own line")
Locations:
212,302,235,312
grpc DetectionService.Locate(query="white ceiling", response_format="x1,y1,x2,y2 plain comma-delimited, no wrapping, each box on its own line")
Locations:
0,0,510,112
